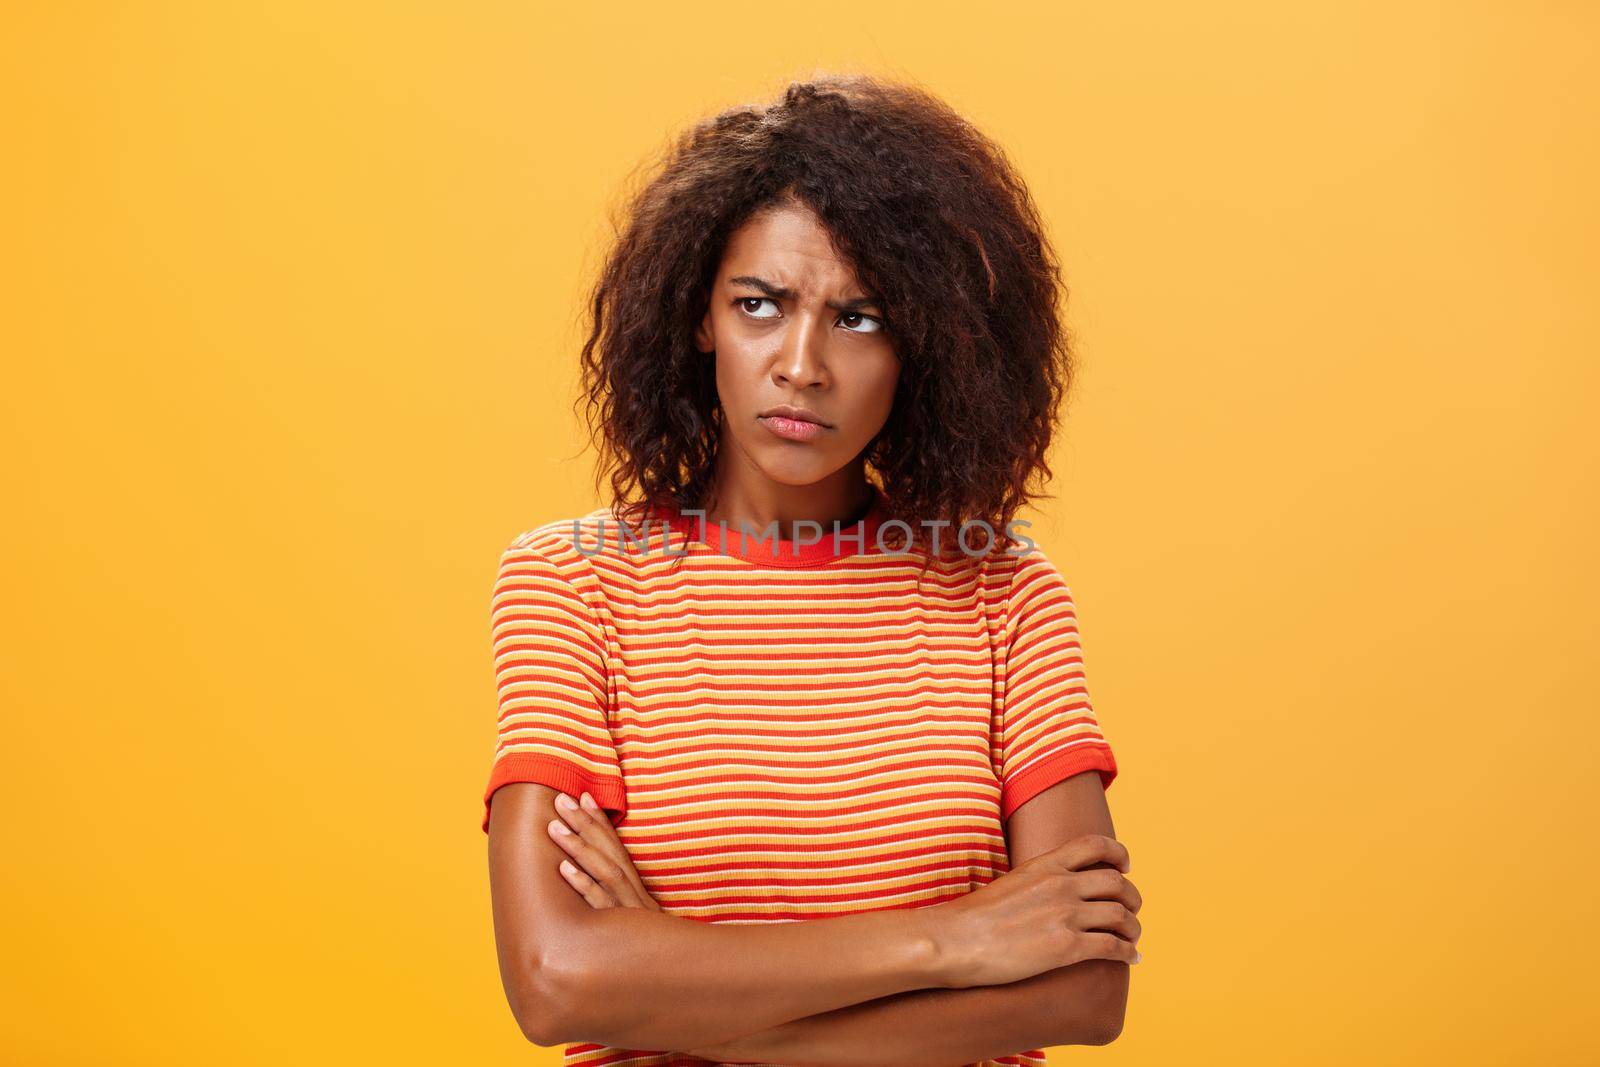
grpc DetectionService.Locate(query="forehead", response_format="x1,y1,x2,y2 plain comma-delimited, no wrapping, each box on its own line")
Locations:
718,202,865,290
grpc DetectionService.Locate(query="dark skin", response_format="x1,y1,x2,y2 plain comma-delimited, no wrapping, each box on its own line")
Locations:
692,196,901,535
485,199,1142,1058
489,777,1141,1058
545,772,1140,1063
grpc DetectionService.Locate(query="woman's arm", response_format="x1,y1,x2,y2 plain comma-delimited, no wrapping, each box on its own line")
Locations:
488,782,955,1050
684,771,1137,1064
690,961,1128,1067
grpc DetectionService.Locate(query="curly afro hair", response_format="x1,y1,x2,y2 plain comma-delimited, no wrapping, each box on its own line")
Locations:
576,72,1077,559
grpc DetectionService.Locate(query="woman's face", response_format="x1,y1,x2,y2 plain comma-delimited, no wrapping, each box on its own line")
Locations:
695,200,901,492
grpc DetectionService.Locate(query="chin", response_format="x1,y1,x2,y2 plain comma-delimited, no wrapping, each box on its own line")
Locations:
750,461,840,488
740,444,849,487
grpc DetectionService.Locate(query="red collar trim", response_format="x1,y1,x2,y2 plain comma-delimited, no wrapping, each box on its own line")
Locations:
649,492,889,566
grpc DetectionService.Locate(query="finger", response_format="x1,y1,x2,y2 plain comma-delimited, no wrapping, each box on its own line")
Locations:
572,793,638,865
575,793,658,908
1079,931,1142,965
558,794,633,866
1077,868,1143,914
1076,901,1141,944
1052,834,1130,874
557,858,619,909
554,792,609,840
547,818,647,908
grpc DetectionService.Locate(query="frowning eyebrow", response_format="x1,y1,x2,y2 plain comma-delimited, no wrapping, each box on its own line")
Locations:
729,275,883,314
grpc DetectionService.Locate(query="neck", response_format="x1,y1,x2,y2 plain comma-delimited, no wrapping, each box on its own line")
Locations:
701,466,877,542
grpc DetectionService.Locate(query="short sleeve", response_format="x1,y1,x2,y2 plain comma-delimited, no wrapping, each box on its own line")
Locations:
481,536,626,833
992,546,1119,821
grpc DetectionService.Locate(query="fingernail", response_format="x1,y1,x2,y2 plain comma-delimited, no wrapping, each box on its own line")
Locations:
549,819,572,836
1132,951,1142,964
555,794,578,812
580,792,598,810
559,860,575,875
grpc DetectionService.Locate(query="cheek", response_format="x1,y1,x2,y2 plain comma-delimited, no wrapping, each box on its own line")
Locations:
712,347,760,411
853,357,901,420
712,347,784,424
827,363,899,449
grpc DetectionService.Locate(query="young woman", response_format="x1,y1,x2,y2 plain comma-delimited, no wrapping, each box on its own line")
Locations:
483,74,1142,1067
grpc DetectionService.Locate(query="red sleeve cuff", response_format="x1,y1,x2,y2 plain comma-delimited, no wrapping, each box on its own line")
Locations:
481,752,628,833
999,742,1118,822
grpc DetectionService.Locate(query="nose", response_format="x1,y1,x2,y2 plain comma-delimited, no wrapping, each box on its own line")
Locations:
772,312,829,389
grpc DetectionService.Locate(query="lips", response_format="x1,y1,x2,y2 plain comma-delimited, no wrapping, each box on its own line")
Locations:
757,413,828,443
758,404,829,426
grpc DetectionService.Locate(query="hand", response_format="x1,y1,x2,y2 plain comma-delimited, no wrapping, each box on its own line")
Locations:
550,799,750,1060
546,791,661,911
935,832,1143,988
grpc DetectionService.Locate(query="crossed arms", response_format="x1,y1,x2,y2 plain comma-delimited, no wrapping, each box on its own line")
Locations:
486,770,1133,1064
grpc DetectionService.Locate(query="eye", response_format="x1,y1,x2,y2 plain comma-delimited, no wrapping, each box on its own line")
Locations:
735,297,780,319
839,311,884,334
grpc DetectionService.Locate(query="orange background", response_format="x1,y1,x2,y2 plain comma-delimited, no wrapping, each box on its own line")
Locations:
4,3,1596,1063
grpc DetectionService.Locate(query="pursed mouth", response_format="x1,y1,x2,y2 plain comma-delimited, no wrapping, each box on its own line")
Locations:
758,408,831,428
756,413,831,441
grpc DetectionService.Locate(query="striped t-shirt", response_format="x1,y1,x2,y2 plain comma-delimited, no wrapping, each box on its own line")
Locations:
481,492,1119,1067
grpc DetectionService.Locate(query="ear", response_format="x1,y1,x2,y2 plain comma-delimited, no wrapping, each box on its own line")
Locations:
694,303,714,354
